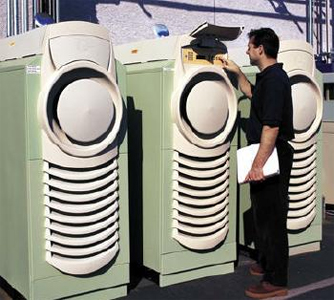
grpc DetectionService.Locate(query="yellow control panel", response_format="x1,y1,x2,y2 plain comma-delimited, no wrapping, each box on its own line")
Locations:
182,48,227,66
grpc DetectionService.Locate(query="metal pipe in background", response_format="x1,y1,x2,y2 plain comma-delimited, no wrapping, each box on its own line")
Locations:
7,0,59,35
37,0,41,14
318,0,322,57
53,0,59,22
33,0,37,19
56,0,59,22
326,0,332,63
13,0,18,35
6,0,11,36
49,0,52,15
315,0,321,56
10,0,15,35
51,0,55,20
308,0,314,46
25,0,29,31
21,0,28,33
8,0,12,36
51,0,55,19
33,0,41,28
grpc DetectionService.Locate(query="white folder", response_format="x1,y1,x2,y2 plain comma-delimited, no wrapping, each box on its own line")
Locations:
237,144,280,184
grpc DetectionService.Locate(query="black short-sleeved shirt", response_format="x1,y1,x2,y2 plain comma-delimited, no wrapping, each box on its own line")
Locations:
246,63,294,144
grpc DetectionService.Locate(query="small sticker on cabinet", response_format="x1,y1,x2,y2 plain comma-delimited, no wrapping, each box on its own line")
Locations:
26,65,41,74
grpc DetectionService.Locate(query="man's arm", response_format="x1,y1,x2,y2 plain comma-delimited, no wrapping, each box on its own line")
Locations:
245,125,279,182
220,57,253,99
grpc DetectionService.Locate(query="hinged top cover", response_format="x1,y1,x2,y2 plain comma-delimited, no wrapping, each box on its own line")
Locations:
190,22,244,41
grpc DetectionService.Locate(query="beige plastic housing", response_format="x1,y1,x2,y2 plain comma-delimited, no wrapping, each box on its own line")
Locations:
277,40,322,231
40,22,124,275
115,23,242,251
169,27,240,250
278,40,315,76
0,22,124,275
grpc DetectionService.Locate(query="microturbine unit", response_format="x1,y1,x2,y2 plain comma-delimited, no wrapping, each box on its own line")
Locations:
0,21,129,300
115,22,243,286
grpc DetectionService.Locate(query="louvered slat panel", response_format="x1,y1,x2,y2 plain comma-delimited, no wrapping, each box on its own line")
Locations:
47,214,118,235
46,222,118,246
173,189,229,207
174,179,229,198
172,216,228,235
289,192,316,209
287,208,316,230
175,169,229,188
289,169,316,185
289,184,316,201
173,162,228,178
172,206,228,226
45,202,118,224
173,197,228,217
44,159,118,181
47,232,119,256
172,225,228,250
46,243,119,275
288,201,316,218
172,147,230,250
290,161,316,176
293,144,316,160
44,169,118,192
173,151,229,169
45,181,118,202
44,157,121,275
44,192,118,214
291,152,316,168
288,177,316,193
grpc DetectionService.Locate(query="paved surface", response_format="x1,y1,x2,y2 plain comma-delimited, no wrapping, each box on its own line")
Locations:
120,212,334,300
1,211,333,300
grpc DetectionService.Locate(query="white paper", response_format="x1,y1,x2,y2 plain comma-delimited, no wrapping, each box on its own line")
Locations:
237,144,280,184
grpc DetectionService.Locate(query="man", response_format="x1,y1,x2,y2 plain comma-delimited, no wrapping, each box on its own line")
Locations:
221,28,294,299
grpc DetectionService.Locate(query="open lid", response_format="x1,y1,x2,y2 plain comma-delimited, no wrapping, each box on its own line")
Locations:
190,22,244,41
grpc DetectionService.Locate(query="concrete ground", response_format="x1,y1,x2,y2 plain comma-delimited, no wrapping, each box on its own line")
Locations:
1,210,333,300
121,211,334,300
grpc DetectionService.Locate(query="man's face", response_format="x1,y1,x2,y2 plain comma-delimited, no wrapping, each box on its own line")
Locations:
246,37,261,66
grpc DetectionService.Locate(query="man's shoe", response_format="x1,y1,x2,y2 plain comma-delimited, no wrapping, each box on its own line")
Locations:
249,263,264,276
245,281,288,299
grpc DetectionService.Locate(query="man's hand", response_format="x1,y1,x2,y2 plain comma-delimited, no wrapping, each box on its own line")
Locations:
245,125,279,183
219,57,253,99
219,57,241,74
245,166,265,182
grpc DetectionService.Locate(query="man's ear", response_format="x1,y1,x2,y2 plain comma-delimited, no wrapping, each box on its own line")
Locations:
258,44,264,55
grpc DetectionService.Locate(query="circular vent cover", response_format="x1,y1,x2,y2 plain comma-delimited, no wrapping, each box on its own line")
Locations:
186,80,229,135
39,61,123,157
57,79,114,143
172,67,237,148
291,81,317,132
289,70,322,143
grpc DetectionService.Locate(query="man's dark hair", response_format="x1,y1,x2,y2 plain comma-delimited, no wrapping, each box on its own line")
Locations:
248,28,279,59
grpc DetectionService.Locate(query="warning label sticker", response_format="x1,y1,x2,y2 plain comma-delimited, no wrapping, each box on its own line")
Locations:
26,65,41,74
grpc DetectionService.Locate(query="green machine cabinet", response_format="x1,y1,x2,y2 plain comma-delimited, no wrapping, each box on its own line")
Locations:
115,23,243,287
0,22,129,300
231,40,323,255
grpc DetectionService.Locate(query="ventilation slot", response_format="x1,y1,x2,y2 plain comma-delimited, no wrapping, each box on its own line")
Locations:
287,143,317,231
43,159,120,275
172,150,230,250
